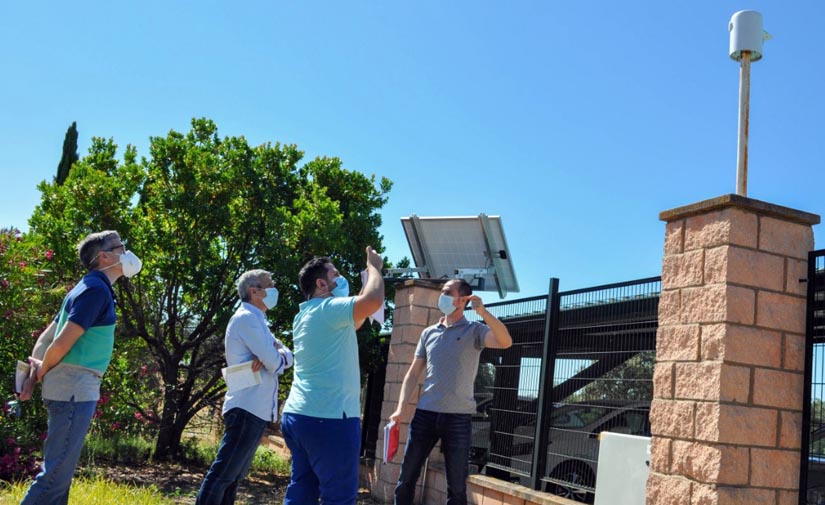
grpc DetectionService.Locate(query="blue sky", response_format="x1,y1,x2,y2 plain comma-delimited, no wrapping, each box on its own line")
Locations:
2,2,823,301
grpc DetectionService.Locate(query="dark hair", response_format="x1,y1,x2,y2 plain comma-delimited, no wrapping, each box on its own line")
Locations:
298,257,332,299
77,230,120,271
451,278,473,298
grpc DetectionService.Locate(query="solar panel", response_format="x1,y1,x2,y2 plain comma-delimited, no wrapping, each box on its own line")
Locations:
398,214,520,298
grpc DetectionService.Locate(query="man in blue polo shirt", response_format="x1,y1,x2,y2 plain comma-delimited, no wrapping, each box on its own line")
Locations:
390,279,512,505
196,268,293,505
19,230,142,505
281,246,385,505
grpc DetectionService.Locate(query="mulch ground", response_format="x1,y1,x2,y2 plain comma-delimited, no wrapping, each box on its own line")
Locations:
95,460,382,504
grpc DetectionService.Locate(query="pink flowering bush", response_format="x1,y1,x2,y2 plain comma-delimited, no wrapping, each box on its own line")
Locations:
86,349,164,443
0,229,56,481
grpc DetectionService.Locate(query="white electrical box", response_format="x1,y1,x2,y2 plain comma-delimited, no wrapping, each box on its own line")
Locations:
593,432,651,505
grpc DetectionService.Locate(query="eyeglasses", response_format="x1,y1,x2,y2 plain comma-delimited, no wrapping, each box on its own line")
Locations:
103,241,127,253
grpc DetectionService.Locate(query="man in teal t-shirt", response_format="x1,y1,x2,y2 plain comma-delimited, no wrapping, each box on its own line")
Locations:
19,230,142,505
282,247,384,505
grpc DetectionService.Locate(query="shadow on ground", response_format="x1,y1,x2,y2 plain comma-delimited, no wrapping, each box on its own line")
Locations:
95,461,382,504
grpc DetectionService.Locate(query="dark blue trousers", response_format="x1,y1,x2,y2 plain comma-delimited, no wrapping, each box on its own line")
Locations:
394,409,472,505
195,408,268,505
281,412,361,505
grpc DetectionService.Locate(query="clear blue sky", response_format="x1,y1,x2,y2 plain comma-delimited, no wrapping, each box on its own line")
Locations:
2,2,823,300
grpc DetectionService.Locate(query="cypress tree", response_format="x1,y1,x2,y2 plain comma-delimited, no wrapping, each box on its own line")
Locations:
55,122,78,185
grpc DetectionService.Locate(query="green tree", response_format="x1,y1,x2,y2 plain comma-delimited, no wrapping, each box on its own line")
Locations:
575,352,655,402
55,122,79,185
29,118,394,459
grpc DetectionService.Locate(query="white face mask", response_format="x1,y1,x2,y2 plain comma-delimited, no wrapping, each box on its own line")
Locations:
438,293,456,316
118,251,143,278
100,250,142,278
262,287,279,309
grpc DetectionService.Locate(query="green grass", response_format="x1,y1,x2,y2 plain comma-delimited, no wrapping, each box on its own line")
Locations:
81,433,155,465
178,436,291,475
250,445,291,475
0,476,175,504
0,435,291,504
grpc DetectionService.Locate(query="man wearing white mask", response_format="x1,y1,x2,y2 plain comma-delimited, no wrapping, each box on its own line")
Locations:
390,278,512,505
196,269,293,505
282,247,384,505
20,230,142,504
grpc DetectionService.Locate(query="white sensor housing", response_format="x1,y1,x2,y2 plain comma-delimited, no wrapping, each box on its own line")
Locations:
729,10,764,62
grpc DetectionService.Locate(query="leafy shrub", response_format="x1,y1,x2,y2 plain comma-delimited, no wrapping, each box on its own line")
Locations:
250,445,290,475
81,433,154,466
0,229,63,482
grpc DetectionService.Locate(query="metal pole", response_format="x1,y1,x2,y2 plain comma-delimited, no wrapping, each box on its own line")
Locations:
529,278,560,490
736,51,752,196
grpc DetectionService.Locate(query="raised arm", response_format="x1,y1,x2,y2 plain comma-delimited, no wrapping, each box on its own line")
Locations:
353,246,384,321
467,295,512,349
354,274,368,330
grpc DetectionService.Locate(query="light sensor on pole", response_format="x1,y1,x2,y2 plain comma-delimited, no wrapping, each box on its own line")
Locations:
728,10,769,197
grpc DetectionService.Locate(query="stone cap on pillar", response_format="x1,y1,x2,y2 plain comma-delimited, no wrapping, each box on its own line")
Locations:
387,278,451,290
660,194,820,225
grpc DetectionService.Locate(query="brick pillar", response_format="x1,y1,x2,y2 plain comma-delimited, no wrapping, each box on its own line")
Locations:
372,280,442,503
647,195,819,505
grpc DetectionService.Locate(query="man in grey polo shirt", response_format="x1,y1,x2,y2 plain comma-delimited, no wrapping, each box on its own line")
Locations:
390,278,512,505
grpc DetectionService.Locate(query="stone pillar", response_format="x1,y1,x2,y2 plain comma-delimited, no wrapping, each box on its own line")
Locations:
372,280,442,503
647,195,819,505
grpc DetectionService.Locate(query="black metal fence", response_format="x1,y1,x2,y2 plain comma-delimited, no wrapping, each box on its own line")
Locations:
801,250,825,505
361,342,390,460
469,276,660,502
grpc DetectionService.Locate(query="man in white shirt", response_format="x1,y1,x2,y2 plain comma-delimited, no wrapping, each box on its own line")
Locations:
196,269,293,505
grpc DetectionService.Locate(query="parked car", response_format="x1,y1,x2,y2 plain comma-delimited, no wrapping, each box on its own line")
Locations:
509,400,651,503
470,393,494,467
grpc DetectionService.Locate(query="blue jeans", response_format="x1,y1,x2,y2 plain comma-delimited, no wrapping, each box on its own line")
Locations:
195,408,269,505
281,412,361,505
21,398,97,505
395,409,472,505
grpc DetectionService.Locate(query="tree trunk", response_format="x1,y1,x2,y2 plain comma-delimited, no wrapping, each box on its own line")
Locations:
153,391,182,460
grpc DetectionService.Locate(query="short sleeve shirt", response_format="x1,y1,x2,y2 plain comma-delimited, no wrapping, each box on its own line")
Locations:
415,317,488,414
42,270,116,402
282,296,360,419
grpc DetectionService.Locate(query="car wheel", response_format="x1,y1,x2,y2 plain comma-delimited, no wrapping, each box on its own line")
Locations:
546,461,594,503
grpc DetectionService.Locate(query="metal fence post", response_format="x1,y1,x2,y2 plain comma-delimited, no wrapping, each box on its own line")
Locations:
530,277,560,490
799,250,819,504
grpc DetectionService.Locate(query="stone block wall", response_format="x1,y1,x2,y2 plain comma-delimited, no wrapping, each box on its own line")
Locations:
372,280,442,503
648,195,819,505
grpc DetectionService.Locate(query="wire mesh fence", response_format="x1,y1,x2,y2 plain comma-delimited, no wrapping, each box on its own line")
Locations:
468,277,660,502
803,251,825,505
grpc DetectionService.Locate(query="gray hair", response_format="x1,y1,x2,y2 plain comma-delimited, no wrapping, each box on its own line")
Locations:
78,230,121,271
237,269,272,302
